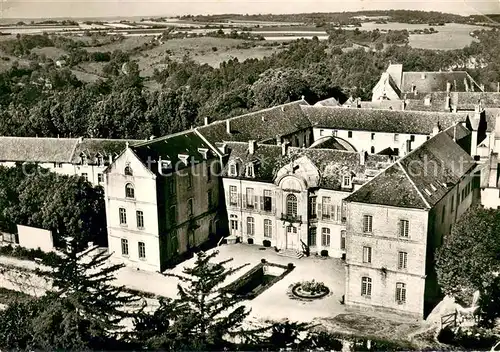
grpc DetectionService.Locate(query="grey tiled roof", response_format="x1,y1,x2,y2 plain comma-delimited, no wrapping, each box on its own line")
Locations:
301,106,469,134
0,137,78,163
196,100,311,145
346,129,476,209
314,97,340,107
132,130,214,174
223,142,391,190
359,100,405,110
0,136,142,165
72,138,142,164
401,71,482,93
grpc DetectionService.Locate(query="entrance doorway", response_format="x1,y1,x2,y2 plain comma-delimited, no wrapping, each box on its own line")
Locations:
286,226,298,249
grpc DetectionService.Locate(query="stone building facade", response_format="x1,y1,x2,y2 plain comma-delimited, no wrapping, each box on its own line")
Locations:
344,127,476,318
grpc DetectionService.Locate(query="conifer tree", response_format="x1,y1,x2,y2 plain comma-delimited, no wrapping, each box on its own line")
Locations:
37,239,141,348
134,250,250,350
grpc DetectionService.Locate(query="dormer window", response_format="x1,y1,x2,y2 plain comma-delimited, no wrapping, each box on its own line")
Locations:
246,163,255,178
160,160,172,173
178,154,189,165
96,154,103,166
229,162,238,177
124,165,133,176
342,174,352,188
198,148,209,159
81,153,88,165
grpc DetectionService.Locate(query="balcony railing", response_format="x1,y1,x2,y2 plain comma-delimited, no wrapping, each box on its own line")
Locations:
281,213,302,223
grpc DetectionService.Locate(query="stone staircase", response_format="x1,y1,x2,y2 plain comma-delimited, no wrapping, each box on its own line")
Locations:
277,248,304,259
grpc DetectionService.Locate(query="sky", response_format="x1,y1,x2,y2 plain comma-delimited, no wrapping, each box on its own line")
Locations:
0,0,498,20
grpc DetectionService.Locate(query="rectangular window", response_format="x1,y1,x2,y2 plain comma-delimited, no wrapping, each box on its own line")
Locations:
342,175,351,188
399,220,409,238
119,208,127,225
308,228,317,246
187,198,193,217
309,197,317,218
321,228,331,246
247,217,254,236
398,251,408,270
246,188,254,208
264,219,272,238
348,131,353,138
97,173,104,183
371,133,375,140
121,239,129,256
362,246,372,263
363,215,373,233
136,211,144,229
206,163,211,181
396,282,406,303
320,129,324,136
361,277,372,297
340,230,346,250
207,189,213,209
81,173,88,181
230,215,238,230
169,205,176,225
322,197,331,219
138,242,146,259
394,134,399,142
442,205,446,223
187,173,193,189
263,190,272,211
229,186,238,206
169,177,176,196
450,195,455,212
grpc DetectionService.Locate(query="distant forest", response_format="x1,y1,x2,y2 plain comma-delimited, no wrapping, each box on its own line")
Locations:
0,27,498,140
179,10,486,26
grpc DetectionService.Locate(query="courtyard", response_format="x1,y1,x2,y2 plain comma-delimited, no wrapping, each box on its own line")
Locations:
114,243,347,322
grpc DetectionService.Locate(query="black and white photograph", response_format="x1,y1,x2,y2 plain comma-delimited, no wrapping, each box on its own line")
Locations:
0,0,498,350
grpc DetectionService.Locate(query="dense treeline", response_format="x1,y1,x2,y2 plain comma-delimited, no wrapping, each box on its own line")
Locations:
0,165,106,249
0,29,498,139
180,10,475,25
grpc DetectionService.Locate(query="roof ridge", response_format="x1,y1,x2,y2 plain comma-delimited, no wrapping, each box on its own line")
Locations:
132,130,194,148
203,99,308,127
396,160,431,209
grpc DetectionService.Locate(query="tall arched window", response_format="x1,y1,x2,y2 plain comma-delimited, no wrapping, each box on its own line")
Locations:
125,183,135,199
124,166,133,176
286,194,297,217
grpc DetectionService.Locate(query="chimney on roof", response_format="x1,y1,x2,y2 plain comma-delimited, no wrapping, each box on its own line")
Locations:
489,152,499,188
261,115,266,122
432,122,440,136
78,137,83,143
248,140,256,155
464,77,469,92
445,94,451,112
109,154,113,164
204,117,209,126
281,141,289,157
446,81,451,92
149,135,155,140
281,106,285,112
424,95,431,106
276,135,282,145
301,95,305,100
359,150,366,166
226,120,231,134
421,73,426,80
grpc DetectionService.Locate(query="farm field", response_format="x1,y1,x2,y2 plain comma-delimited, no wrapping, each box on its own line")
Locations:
351,22,485,50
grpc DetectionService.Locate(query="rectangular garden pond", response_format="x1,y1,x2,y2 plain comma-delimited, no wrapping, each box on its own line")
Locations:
224,260,294,300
